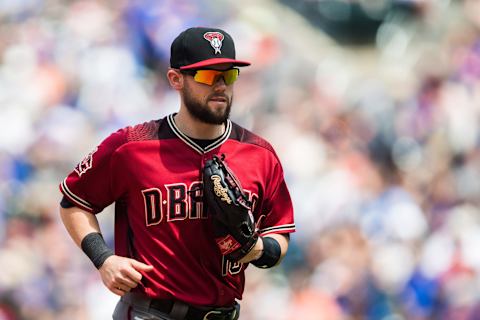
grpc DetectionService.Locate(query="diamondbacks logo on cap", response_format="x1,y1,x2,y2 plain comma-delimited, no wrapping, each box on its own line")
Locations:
203,32,224,54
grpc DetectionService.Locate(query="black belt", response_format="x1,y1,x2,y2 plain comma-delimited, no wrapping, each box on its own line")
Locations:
121,292,238,320
150,299,238,320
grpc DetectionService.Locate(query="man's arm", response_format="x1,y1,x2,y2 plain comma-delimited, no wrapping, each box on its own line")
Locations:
239,233,289,265
60,206,153,296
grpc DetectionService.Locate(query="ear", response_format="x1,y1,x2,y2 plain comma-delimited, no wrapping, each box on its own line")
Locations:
167,69,184,90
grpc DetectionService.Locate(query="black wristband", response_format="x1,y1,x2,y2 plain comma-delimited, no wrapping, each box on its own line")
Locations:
251,236,281,269
81,232,114,269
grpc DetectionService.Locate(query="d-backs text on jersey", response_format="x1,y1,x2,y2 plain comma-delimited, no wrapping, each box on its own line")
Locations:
141,182,258,226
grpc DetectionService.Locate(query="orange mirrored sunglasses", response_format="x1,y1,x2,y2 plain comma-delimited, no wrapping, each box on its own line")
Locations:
181,68,240,86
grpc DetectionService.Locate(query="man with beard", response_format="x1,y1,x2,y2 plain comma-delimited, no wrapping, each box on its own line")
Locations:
58,27,295,320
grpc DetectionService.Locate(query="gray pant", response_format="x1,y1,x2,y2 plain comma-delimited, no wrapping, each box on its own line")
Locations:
112,292,240,320
112,296,173,320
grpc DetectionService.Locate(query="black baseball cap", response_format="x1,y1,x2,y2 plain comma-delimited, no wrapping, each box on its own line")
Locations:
170,27,251,70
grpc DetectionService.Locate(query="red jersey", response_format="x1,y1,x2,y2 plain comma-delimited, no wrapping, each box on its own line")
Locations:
59,114,295,306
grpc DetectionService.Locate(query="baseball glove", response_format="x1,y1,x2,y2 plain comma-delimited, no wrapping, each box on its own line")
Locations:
203,154,258,261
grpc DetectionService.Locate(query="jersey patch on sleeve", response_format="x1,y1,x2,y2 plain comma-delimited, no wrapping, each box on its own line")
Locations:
74,147,98,177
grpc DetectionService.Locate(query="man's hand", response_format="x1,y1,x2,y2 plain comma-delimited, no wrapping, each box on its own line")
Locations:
98,255,154,296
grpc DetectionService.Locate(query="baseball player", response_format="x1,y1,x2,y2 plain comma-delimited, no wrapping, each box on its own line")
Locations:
59,27,295,320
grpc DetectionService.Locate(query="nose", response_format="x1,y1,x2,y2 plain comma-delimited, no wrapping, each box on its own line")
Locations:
213,75,227,91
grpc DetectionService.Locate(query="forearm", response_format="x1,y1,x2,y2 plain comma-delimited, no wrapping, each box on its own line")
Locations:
59,206,101,247
60,205,115,269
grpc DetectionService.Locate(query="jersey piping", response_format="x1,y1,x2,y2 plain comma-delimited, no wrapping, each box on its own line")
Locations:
166,113,232,154
60,178,93,211
259,223,296,236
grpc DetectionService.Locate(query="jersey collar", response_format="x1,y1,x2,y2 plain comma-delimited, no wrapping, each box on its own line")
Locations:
167,113,232,154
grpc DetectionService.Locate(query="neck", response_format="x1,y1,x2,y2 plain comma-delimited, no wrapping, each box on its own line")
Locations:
174,110,225,139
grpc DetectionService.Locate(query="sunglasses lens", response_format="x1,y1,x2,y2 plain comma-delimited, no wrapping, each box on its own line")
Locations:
193,69,239,85
193,70,219,85
223,68,239,85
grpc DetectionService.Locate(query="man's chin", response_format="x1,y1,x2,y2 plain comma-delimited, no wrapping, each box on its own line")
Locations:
190,111,227,125
205,115,228,125
207,100,228,111
205,105,229,122
184,99,230,124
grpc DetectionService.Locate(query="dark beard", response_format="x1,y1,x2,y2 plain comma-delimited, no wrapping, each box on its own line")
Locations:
182,84,232,125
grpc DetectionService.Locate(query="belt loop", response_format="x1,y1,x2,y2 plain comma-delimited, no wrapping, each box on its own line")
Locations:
169,300,188,320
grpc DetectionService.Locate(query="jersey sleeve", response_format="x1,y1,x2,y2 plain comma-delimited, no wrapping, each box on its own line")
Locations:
257,156,295,236
59,129,127,214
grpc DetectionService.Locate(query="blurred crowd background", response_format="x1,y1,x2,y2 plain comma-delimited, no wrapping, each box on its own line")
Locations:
2,0,480,319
